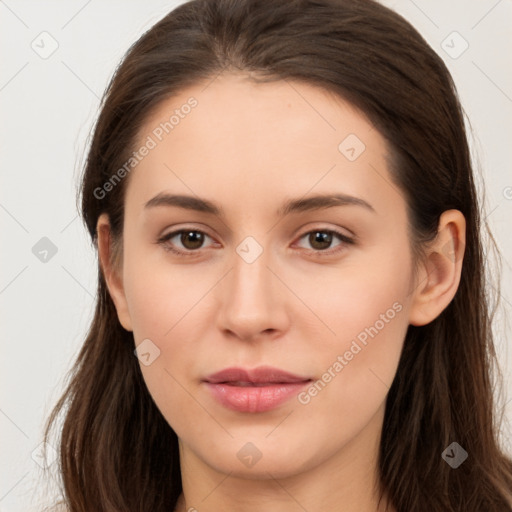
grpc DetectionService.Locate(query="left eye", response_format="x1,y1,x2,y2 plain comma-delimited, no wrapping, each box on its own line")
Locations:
157,228,354,256
295,229,353,253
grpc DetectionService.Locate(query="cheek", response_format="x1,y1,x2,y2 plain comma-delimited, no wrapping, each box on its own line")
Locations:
289,281,409,460
307,301,408,406
122,250,213,424
289,250,411,407
287,245,411,343
122,240,205,339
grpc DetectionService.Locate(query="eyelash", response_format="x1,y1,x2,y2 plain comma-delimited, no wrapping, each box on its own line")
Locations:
156,227,355,258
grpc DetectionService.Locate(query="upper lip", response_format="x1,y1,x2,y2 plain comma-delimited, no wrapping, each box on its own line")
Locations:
203,366,312,384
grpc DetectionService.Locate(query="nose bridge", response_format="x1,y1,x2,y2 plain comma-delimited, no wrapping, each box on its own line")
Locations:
232,242,271,302
215,237,288,340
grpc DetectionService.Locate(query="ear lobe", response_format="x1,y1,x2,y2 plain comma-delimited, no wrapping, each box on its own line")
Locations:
408,210,466,327
96,213,133,332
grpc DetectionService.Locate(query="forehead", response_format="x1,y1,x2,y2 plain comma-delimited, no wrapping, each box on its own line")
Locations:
125,73,401,218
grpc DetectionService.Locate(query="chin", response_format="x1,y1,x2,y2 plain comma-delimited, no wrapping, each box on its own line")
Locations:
197,436,319,479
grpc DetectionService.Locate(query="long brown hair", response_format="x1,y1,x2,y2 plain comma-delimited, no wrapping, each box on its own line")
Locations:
43,0,512,510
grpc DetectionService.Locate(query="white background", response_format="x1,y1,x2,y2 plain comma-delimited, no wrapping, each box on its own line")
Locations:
1,0,511,509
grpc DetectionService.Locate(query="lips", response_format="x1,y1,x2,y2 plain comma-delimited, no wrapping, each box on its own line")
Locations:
203,366,312,413
204,366,312,384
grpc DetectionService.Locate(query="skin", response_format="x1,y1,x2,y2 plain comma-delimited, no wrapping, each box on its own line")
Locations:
97,73,466,512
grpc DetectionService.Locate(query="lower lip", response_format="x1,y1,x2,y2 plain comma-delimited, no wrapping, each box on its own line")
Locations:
203,381,311,413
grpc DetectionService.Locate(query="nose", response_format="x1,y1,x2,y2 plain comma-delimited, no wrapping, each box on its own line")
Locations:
215,245,290,342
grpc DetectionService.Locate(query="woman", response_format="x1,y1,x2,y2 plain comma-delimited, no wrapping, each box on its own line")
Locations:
43,0,512,510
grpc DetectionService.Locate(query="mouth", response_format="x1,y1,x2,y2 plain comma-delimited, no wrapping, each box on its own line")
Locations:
202,366,313,413
219,381,298,387
204,365,312,384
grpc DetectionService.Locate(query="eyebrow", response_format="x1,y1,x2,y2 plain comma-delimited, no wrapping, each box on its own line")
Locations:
143,192,376,217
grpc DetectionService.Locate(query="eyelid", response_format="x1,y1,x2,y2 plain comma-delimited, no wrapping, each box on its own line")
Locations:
292,222,356,242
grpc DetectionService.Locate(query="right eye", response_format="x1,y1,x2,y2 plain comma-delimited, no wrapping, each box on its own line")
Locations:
157,229,217,256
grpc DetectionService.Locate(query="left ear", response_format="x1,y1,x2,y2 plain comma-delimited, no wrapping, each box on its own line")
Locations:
408,209,466,326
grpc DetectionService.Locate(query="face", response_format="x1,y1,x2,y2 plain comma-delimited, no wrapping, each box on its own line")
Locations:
105,73,420,480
